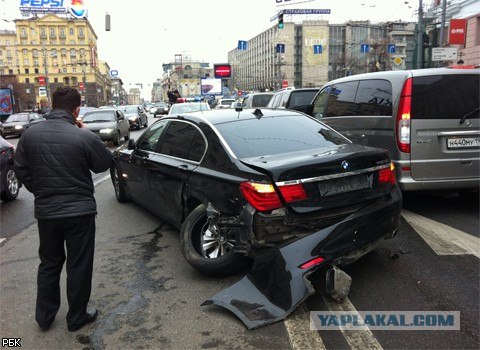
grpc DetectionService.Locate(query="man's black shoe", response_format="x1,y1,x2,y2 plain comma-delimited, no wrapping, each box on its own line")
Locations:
38,322,52,331
68,309,98,332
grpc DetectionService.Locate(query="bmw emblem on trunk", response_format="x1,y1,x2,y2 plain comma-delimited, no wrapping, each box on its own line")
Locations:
341,160,349,170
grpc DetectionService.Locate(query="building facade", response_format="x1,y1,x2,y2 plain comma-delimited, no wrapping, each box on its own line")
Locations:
12,14,107,107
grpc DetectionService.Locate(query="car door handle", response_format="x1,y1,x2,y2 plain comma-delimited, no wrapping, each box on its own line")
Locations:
177,164,189,170
141,156,149,163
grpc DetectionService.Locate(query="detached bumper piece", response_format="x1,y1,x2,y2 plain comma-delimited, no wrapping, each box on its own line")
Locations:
202,191,401,329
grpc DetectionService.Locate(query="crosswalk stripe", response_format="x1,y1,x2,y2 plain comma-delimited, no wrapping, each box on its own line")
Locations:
321,293,383,350
285,303,326,350
402,210,480,258
0,238,6,245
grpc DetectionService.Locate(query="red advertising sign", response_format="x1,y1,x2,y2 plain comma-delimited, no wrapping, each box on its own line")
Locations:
38,76,46,86
214,64,232,78
282,80,288,88
79,82,85,91
449,19,467,45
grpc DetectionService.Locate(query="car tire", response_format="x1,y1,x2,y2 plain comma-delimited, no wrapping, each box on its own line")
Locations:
180,204,248,277
110,165,129,202
124,131,130,141
113,131,120,146
1,166,20,201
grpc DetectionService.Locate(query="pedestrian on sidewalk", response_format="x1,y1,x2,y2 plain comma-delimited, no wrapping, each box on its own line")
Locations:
14,86,113,332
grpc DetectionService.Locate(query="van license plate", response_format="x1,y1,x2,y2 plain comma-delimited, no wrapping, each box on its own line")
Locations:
318,174,371,197
447,137,480,149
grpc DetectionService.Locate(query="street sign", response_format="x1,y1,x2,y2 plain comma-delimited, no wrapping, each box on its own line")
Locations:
238,40,247,51
282,9,331,15
393,57,403,66
282,80,288,88
110,70,119,77
387,44,396,54
38,87,47,97
432,47,458,61
38,76,46,86
79,82,85,91
276,43,285,54
360,44,369,53
313,45,323,54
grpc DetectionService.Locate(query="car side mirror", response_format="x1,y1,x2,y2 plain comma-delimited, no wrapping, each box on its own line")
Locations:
127,138,136,150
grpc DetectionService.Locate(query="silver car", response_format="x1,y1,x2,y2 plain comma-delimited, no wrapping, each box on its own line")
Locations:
300,68,479,192
82,109,130,146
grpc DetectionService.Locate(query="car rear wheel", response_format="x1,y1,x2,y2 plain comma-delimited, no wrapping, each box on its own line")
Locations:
111,165,128,202
180,204,248,277
124,131,130,141
1,167,20,201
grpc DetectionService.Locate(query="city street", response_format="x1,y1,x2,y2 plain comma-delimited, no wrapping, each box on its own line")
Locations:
1,115,479,349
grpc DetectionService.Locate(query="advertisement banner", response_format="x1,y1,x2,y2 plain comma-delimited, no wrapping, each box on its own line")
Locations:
449,19,467,45
0,89,14,115
200,78,222,95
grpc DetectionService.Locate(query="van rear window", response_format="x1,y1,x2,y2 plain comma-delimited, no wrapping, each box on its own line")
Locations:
412,75,479,119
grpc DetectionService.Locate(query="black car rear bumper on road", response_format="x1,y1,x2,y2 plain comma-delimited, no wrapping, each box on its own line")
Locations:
203,186,402,329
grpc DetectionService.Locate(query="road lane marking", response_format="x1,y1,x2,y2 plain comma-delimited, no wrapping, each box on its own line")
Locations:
94,174,111,187
402,210,480,258
321,294,383,350
0,238,6,245
285,303,326,350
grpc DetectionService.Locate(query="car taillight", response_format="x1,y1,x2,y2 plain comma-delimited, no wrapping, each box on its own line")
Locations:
299,256,325,270
378,162,396,185
240,182,308,212
396,77,412,153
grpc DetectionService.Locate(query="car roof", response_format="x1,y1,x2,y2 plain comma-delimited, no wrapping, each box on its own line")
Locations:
166,108,303,125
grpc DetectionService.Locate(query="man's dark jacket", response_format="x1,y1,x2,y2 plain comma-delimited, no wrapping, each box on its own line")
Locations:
14,109,113,219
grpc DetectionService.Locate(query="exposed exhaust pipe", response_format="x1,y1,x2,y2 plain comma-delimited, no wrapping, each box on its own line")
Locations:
326,266,352,302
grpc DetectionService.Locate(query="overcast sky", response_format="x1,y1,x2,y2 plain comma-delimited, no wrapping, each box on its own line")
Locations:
1,0,417,96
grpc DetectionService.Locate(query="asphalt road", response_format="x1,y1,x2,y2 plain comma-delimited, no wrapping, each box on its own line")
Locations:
1,113,479,349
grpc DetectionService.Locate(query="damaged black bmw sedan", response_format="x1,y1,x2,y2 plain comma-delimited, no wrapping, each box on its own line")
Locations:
111,108,402,277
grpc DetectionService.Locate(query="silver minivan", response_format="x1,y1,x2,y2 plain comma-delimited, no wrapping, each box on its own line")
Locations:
295,68,479,191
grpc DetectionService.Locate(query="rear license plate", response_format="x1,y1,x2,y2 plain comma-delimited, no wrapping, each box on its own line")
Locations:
447,137,480,149
318,174,372,197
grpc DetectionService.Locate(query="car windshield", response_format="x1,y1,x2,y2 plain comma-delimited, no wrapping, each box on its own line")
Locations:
6,113,29,122
121,107,139,114
155,103,167,107
170,103,209,114
215,115,348,158
82,112,116,123
221,100,235,106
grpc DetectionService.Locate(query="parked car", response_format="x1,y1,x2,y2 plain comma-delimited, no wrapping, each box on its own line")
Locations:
152,102,169,117
168,102,210,115
215,98,236,109
110,108,402,277
2,112,45,138
294,68,480,192
242,92,274,108
0,136,21,201
118,105,148,130
82,109,130,146
267,88,319,110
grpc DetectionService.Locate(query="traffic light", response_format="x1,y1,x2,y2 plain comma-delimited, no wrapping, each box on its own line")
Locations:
278,13,284,29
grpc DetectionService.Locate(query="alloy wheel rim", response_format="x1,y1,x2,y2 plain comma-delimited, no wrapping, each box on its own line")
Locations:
6,170,18,195
200,223,235,259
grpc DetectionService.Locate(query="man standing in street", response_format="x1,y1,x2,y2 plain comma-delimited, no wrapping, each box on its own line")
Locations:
14,87,113,332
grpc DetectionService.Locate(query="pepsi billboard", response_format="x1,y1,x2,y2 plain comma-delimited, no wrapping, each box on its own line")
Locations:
19,0,88,18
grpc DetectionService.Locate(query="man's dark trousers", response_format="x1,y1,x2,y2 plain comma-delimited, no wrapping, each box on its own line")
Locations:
36,214,96,329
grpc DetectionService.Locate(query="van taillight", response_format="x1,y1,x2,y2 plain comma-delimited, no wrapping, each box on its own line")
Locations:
396,78,412,153
378,162,396,185
240,182,308,212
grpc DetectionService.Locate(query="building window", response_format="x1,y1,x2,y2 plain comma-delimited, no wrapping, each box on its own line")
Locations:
33,59,39,66
5,40,10,46
31,28,35,36
40,27,46,38
70,40,75,45
23,49,27,55
34,68,39,74
78,27,84,37
60,27,65,38
24,59,29,65
25,68,29,74
63,68,67,73
69,28,74,35
8,69,13,75
70,48,76,57
25,78,30,83
6,50,11,59
51,49,57,57
50,27,56,36
61,48,67,57
54,77,58,83
73,68,76,73
0,69,3,75
33,49,39,58
21,27,26,37
0,59,3,66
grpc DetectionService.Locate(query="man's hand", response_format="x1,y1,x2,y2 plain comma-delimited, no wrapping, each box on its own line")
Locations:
76,120,86,128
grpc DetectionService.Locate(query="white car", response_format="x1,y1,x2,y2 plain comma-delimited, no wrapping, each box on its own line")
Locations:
215,98,236,109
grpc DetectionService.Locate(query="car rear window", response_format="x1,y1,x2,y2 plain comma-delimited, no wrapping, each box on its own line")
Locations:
289,90,318,107
251,94,273,107
215,115,348,158
412,74,479,119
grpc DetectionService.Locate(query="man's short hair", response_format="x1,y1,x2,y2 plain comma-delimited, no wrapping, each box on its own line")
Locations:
52,87,81,113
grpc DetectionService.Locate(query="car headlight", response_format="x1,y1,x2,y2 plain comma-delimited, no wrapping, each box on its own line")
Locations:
15,125,24,130
129,116,138,121
99,128,114,134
